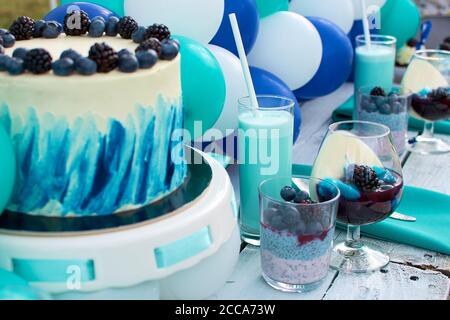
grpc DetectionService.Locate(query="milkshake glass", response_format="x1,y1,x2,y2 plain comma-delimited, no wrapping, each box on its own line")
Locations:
238,95,294,245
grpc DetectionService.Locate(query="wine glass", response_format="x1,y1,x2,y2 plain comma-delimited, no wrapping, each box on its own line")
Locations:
402,49,450,155
311,121,404,273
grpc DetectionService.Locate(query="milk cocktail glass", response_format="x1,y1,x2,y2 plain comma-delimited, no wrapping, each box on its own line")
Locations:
354,35,397,93
238,95,295,245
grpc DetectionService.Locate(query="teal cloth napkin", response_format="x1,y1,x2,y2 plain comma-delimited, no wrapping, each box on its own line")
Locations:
293,164,450,255
332,95,450,135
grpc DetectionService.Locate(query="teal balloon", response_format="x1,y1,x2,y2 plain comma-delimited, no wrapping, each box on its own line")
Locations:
380,0,421,49
255,0,288,18
0,126,15,215
174,35,226,140
0,269,40,300
60,0,124,16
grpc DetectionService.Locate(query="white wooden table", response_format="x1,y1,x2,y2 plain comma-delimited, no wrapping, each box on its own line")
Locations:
211,83,450,300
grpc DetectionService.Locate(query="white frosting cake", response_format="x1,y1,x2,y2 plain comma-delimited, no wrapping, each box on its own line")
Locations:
0,35,186,217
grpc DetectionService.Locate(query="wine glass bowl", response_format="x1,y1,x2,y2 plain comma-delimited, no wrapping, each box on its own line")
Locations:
402,49,450,155
311,121,404,273
410,87,450,122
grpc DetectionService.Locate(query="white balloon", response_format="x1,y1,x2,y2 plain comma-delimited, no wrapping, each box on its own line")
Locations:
124,0,225,44
207,45,247,135
352,0,386,20
289,0,355,34
247,12,322,90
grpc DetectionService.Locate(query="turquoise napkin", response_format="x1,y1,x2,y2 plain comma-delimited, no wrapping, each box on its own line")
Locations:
293,164,450,255
332,95,450,135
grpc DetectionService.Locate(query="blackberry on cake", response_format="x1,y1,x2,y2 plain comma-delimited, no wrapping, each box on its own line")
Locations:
135,38,162,55
9,16,35,41
118,16,138,39
64,10,90,36
88,42,119,73
353,165,380,192
144,23,171,42
24,48,53,74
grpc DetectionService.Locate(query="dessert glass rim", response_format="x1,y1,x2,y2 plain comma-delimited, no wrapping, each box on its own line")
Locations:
414,49,450,62
259,175,341,207
238,95,295,112
328,120,391,140
358,85,412,97
355,34,397,46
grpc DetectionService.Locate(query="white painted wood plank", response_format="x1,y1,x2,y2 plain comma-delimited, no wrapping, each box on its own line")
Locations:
326,230,450,299
402,136,450,195
211,231,344,300
323,262,449,300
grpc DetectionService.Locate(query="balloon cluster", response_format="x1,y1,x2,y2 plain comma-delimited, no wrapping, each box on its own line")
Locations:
54,0,420,142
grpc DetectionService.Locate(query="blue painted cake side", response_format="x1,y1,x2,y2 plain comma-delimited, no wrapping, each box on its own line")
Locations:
0,97,186,216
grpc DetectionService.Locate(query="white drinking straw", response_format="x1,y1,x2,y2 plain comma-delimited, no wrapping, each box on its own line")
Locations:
361,0,372,49
229,13,260,112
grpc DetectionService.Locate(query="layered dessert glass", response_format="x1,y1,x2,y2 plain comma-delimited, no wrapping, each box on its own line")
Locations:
356,86,411,155
259,176,340,292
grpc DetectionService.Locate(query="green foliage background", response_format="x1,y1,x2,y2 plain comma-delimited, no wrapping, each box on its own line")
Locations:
0,0,52,28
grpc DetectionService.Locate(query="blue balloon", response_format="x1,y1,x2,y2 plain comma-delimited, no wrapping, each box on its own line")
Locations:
44,2,119,24
347,20,379,81
294,17,353,99
210,0,260,56
250,66,301,143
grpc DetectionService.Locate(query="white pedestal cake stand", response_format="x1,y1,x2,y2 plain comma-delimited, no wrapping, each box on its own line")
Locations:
0,149,240,300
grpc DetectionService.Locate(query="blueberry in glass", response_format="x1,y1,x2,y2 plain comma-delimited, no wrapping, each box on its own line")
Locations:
356,86,410,155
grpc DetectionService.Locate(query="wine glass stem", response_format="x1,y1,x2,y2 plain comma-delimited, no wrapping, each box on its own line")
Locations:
421,121,435,139
345,225,362,249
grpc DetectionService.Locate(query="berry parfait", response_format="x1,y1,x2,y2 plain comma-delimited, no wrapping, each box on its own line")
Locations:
259,176,340,292
311,121,403,273
402,49,450,155
356,86,410,155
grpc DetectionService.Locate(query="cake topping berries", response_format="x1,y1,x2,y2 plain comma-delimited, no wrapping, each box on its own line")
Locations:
136,38,162,55
64,10,90,36
88,42,118,73
24,48,53,74
144,23,171,42
0,14,180,76
118,16,138,40
9,16,35,41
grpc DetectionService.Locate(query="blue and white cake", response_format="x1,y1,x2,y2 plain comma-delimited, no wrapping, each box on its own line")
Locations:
0,35,186,217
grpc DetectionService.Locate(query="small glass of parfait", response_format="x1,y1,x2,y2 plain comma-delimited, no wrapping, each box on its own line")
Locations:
356,86,411,156
259,176,340,293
